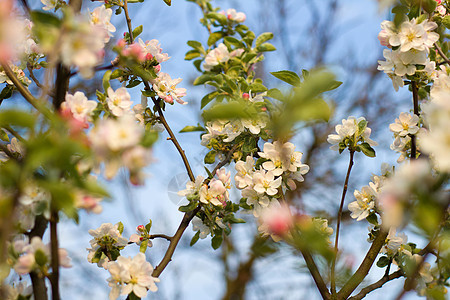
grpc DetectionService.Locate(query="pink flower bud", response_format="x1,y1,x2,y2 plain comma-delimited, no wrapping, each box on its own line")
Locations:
146,53,153,61
242,93,249,99
137,225,145,232
163,95,174,104
377,30,390,47
154,65,161,73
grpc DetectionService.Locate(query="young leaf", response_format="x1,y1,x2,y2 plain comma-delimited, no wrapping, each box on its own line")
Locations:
211,234,223,250
376,256,390,268
145,219,152,232
255,32,274,47
359,142,376,158
270,70,301,86
117,222,124,234
256,43,276,52
185,50,201,60
139,240,148,253
163,0,171,6
190,231,201,246
179,125,205,133
208,32,224,46
132,25,143,39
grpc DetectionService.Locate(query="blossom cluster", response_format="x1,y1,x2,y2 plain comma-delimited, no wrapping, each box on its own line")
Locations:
327,116,377,154
348,163,393,222
377,18,440,90
235,141,309,216
10,236,71,275
178,168,231,207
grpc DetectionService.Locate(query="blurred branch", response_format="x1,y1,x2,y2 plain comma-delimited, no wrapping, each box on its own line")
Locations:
410,81,419,160
49,212,60,300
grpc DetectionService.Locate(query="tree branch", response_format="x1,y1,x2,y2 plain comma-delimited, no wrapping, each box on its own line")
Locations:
49,211,60,300
331,150,355,294
123,0,134,43
152,206,201,277
337,226,389,299
435,43,450,65
349,270,403,300
301,249,331,300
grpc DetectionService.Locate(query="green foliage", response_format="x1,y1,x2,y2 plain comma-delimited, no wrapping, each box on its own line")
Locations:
190,231,200,246
211,232,223,250
376,256,390,268
270,70,301,86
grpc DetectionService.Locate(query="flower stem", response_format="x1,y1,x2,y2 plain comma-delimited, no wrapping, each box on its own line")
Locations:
410,81,419,160
331,150,355,294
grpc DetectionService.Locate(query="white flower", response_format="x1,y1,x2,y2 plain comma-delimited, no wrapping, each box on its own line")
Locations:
178,175,204,198
390,19,439,53
378,49,427,77
348,186,376,221
138,38,170,63
201,120,244,145
90,5,116,42
242,117,267,134
199,179,226,206
41,0,58,11
152,72,187,105
106,87,133,117
62,91,97,122
382,228,407,255
203,43,230,71
106,253,159,300
259,141,294,176
220,8,246,23
252,170,282,196
89,115,143,153
0,65,31,86
327,116,377,151
60,16,108,78
242,187,271,216
389,112,419,137
235,156,255,189
192,217,210,239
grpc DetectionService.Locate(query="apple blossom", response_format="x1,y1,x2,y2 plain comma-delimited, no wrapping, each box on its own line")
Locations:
220,8,246,23
41,0,58,11
152,72,187,105
252,170,282,196
61,91,98,122
90,5,116,42
192,217,211,239
389,112,419,137
138,38,170,63
106,87,133,117
203,43,230,71
106,253,159,299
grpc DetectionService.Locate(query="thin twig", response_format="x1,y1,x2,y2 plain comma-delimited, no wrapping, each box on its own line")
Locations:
348,270,403,300
151,95,195,182
27,65,45,89
211,143,240,176
149,234,172,241
331,150,355,294
435,43,450,65
301,249,331,300
410,81,419,160
0,62,52,118
123,0,135,43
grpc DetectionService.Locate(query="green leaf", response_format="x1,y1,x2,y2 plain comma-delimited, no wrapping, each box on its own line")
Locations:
145,219,152,232
187,40,203,50
204,150,216,164
249,82,268,93
422,0,437,14
126,78,141,88
0,129,9,142
194,74,214,86
190,231,200,246
376,256,390,268
366,213,378,226
117,222,124,234
270,70,301,86
179,125,205,133
205,12,227,25
201,91,219,109
30,11,61,27
224,36,243,48
141,131,158,147
326,80,343,91
211,233,223,250
359,142,376,158
267,88,284,101
255,32,273,47
0,85,14,101
202,101,256,121
178,201,198,212
163,0,171,6
185,50,201,60
0,110,36,128
102,70,112,92
256,43,276,52
132,25,143,39
357,119,367,135
139,240,148,253
208,32,224,46
443,16,450,29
